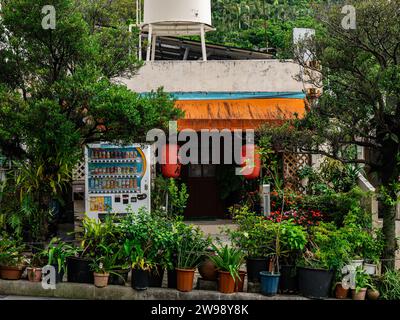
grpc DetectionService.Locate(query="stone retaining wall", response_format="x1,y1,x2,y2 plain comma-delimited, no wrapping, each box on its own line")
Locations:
0,280,308,300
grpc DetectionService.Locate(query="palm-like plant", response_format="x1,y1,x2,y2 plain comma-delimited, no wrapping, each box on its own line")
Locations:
209,244,245,282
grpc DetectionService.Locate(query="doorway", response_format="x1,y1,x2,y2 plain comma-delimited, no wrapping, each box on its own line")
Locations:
182,164,226,220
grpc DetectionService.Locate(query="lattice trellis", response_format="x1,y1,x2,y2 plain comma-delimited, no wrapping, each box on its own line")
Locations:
283,153,311,193
72,160,85,182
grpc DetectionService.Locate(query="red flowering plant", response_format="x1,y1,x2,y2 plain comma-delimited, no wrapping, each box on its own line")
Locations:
268,208,324,227
269,189,326,227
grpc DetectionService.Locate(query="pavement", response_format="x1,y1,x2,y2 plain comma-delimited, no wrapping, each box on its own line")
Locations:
0,295,66,300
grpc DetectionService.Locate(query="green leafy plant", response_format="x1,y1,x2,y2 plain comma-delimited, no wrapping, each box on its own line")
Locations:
378,270,400,300
47,237,77,274
0,234,26,267
176,231,210,270
209,244,244,282
227,205,275,258
123,240,155,271
354,267,372,293
80,213,122,259
27,248,47,268
297,222,352,276
167,178,189,217
120,208,179,271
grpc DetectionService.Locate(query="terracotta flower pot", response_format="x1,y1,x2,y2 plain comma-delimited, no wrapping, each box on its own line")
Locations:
367,289,380,300
235,271,246,292
352,288,367,300
27,267,42,282
176,268,195,292
335,283,349,299
218,271,236,294
0,266,25,280
198,257,218,281
94,272,110,288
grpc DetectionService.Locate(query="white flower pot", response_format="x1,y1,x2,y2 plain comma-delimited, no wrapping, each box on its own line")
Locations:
350,259,364,269
363,263,377,275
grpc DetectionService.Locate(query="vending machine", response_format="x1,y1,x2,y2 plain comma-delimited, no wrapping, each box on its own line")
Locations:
85,143,152,220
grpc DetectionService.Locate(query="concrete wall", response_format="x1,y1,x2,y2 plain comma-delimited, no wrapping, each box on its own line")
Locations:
121,60,309,93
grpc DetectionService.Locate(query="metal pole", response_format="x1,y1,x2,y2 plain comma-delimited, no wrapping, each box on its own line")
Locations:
200,24,207,61
146,24,152,62
151,35,157,61
261,184,271,216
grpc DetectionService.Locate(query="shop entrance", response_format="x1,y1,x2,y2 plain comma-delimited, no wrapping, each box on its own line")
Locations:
182,164,226,220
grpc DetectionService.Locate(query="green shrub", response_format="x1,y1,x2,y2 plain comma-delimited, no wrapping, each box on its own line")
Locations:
379,270,400,300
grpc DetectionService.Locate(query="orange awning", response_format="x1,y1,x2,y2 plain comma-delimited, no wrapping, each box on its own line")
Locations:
175,98,306,131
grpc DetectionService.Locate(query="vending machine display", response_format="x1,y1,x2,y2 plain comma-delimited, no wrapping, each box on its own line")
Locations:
85,143,151,220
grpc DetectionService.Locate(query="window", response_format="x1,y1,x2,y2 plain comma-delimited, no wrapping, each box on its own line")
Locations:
189,164,216,178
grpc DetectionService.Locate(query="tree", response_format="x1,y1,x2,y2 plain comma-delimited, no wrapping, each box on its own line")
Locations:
209,0,318,56
0,0,182,240
259,0,400,269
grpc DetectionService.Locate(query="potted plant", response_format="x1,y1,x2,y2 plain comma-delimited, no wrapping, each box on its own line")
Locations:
176,236,207,292
198,248,218,281
352,267,371,300
67,214,121,284
47,238,76,283
166,220,211,290
276,221,307,294
0,236,27,280
209,244,244,294
297,223,349,299
335,282,349,299
366,276,380,300
90,254,118,288
124,239,155,290
27,249,47,282
107,246,130,286
226,206,273,283
362,230,384,276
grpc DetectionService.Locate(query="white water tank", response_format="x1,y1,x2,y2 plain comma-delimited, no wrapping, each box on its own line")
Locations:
143,0,212,27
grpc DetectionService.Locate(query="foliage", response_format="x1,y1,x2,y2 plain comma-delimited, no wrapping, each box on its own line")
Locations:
0,234,26,267
298,222,352,275
47,237,77,274
277,220,307,266
0,0,182,241
269,187,368,227
80,214,123,259
297,157,362,195
151,176,189,218
210,0,320,57
227,205,306,266
176,234,209,270
257,0,400,268
90,247,126,275
379,270,400,300
208,244,245,282
27,248,47,268
123,239,155,271
340,209,384,263
227,205,275,258
120,208,191,270
354,267,372,293
167,178,189,217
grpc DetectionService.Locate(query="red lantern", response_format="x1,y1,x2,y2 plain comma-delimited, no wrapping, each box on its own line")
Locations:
241,144,261,180
161,144,181,178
